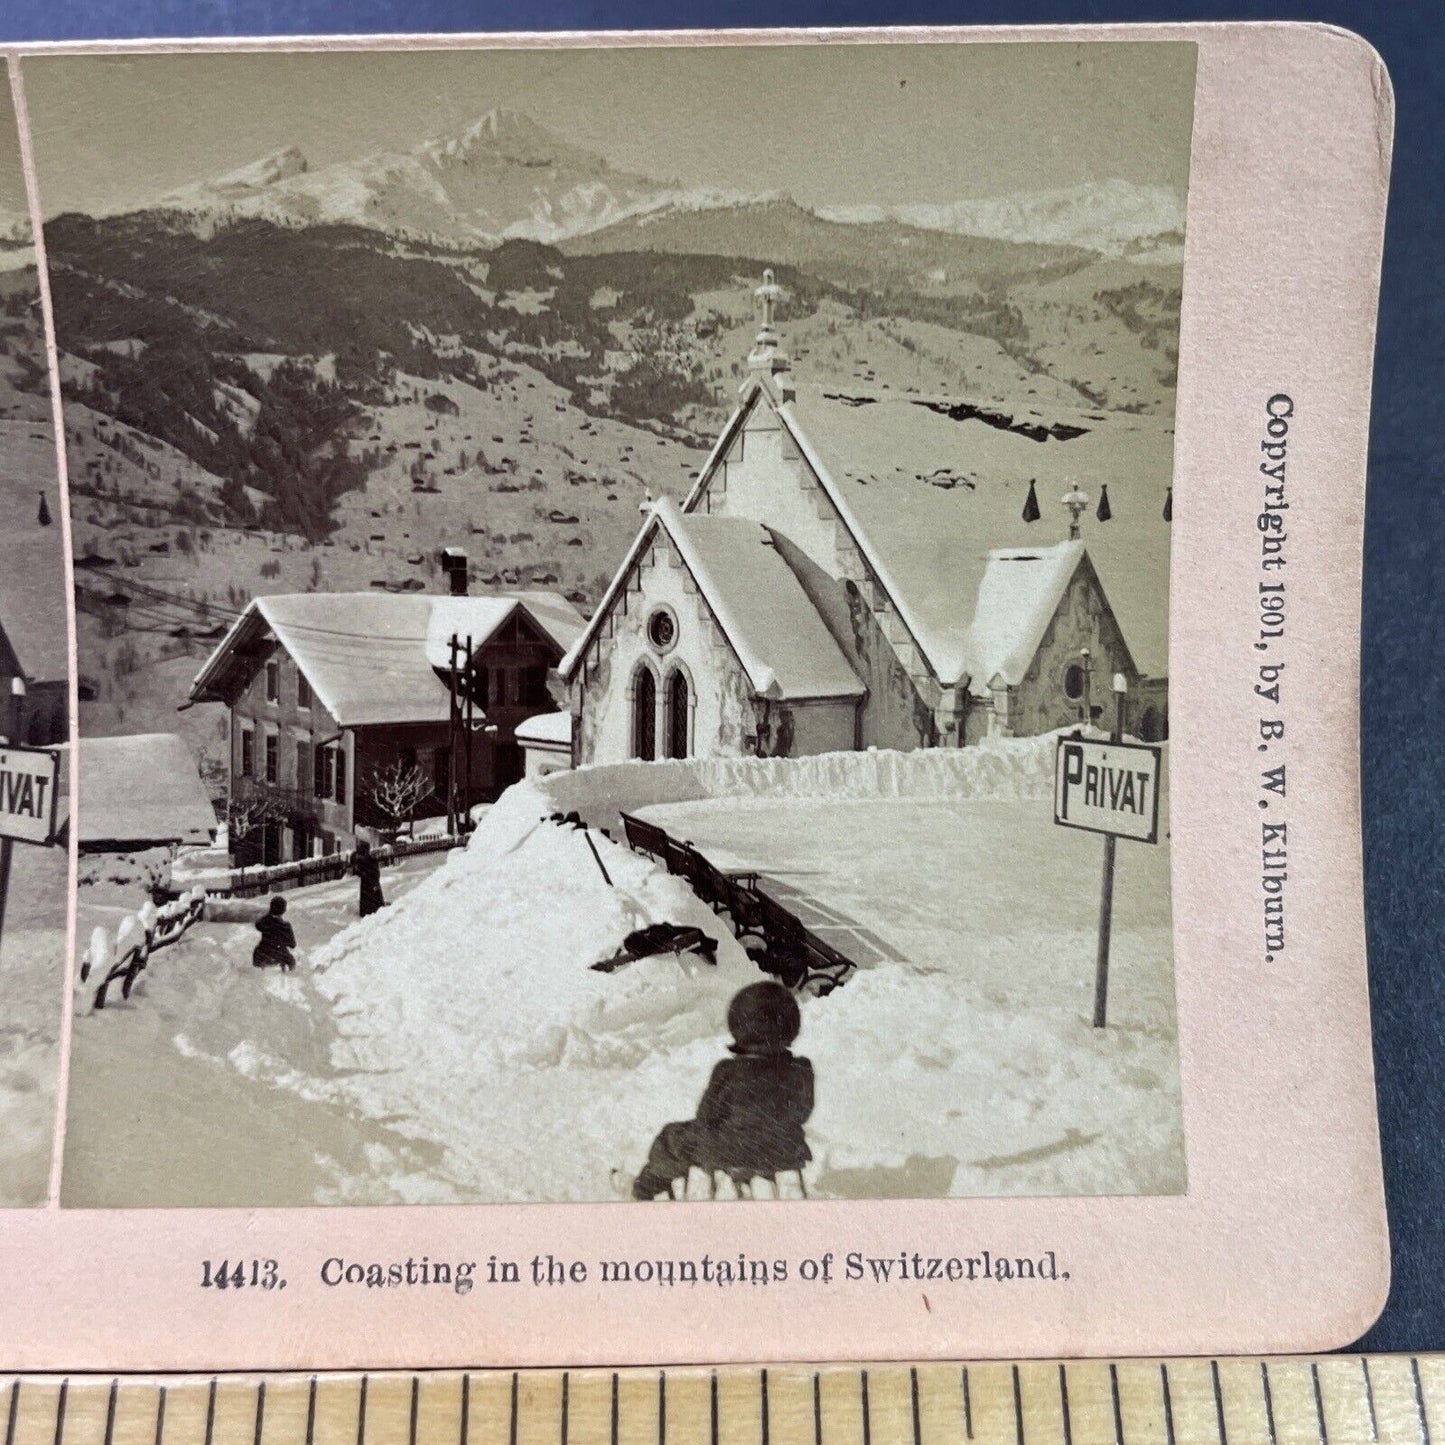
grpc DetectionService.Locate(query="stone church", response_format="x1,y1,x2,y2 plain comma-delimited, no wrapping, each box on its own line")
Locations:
559,273,1170,765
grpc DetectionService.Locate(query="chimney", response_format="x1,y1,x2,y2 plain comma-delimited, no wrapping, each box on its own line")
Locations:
440,546,468,596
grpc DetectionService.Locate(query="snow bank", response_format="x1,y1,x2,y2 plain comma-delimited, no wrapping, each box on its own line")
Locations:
285,737,1179,1202
467,734,1063,859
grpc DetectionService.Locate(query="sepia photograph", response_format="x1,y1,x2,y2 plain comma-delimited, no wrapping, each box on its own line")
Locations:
0,70,67,1208
24,39,1192,1207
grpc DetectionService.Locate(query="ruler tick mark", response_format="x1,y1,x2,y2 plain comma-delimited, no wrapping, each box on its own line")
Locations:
1311,1363,1327,1445
103,1381,118,1445
658,1373,665,1445
1058,1365,1073,1445
1362,1359,1378,1442
357,1376,368,1445
1261,1364,1278,1445
911,1369,922,1445
410,1377,420,1445
561,1373,569,1445
812,1374,822,1445
761,1370,769,1445
154,1387,166,1445
961,1369,973,1442
509,1374,519,1445
709,1373,717,1445
4,1382,18,1445
860,1371,871,1445
1211,1362,1227,1445
53,1382,67,1445
205,1380,217,1445
254,1382,266,1445
306,1379,318,1445
460,1376,471,1445
1413,1358,1432,1445
1160,1366,1176,1445
1109,1364,1124,1445
615,1374,622,1445
1012,1366,1024,1445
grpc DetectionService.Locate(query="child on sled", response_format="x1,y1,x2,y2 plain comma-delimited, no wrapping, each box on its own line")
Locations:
252,895,297,972
632,981,813,1200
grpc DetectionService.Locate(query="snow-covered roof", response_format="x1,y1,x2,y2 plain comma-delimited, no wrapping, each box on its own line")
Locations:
79,733,217,848
774,384,1171,683
425,592,585,670
192,592,448,727
0,438,68,687
661,501,863,701
562,498,863,703
192,590,584,728
966,542,1132,690
515,711,573,748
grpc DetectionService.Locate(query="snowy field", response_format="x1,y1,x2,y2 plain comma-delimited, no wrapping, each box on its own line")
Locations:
65,736,1181,1206
0,842,66,1206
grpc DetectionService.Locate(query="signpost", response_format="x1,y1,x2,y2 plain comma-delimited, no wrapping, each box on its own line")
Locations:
0,677,64,948
1053,675,1162,1028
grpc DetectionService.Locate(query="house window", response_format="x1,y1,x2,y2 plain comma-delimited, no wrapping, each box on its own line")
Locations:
521,666,549,707
647,606,678,653
265,661,279,703
1063,663,1087,701
296,740,311,793
632,665,657,762
264,732,279,784
665,669,690,760
296,672,311,709
240,728,254,778
334,746,348,806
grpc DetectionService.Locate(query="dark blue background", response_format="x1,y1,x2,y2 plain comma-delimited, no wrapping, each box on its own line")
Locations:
1,0,1437,1356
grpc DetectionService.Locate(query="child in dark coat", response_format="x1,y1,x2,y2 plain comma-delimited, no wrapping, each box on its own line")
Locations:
252,896,297,971
632,981,813,1200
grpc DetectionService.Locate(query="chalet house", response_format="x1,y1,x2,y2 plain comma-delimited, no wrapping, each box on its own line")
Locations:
0,484,67,748
560,273,1170,764
189,575,583,864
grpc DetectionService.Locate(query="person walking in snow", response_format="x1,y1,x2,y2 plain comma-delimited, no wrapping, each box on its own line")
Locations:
350,839,386,918
631,981,813,1200
252,895,297,972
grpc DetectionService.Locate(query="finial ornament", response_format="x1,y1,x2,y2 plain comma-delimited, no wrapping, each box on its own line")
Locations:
1061,482,1090,540
747,267,791,379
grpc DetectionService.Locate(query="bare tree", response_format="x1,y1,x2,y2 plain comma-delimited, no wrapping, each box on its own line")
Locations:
226,783,290,863
368,759,431,842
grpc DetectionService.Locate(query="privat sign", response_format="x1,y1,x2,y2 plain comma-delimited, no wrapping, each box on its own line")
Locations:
1054,737,1162,845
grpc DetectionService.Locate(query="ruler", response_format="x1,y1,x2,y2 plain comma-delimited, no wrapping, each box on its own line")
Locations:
1,1358,1440,1445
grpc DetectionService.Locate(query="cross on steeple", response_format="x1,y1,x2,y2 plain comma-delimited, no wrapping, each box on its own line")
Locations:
747,267,791,382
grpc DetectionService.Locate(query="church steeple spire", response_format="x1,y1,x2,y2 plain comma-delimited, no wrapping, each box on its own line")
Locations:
746,268,793,389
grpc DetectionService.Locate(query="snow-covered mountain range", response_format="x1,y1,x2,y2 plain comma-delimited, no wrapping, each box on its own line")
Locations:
148,109,755,246
816,179,1185,259
127,108,1184,260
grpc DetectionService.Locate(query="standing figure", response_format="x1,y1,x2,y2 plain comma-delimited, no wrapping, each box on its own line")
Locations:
252,895,297,971
351,839,386,918
632,982,813,1200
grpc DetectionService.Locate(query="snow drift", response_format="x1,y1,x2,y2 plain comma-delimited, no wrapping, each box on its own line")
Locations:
293,738,1180,1203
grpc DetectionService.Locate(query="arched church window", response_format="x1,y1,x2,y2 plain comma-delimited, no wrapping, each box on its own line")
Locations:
632,665,657,761
1063,663,1086,700
665,669,690,760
